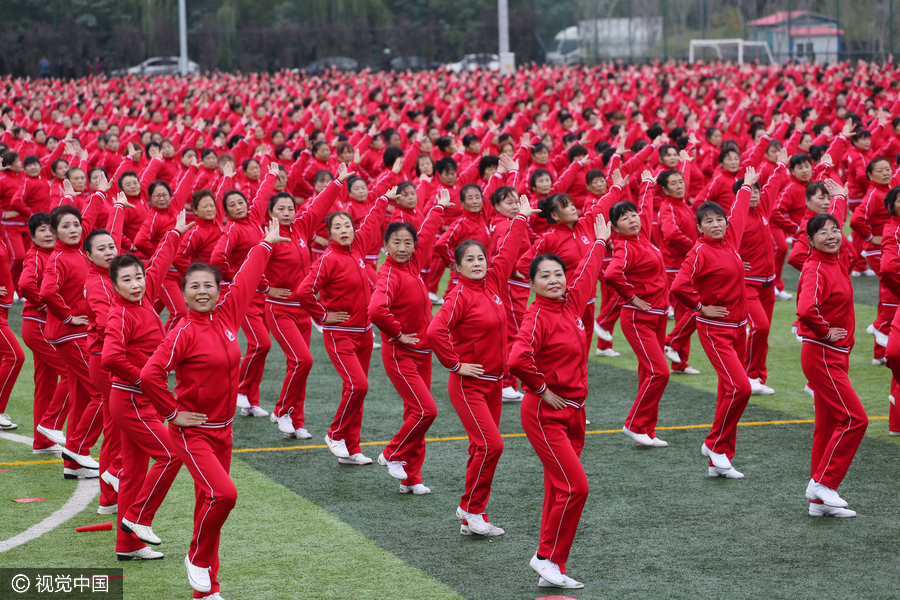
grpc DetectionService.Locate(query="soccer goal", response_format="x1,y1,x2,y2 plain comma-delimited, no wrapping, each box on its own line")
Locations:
689,39,775,65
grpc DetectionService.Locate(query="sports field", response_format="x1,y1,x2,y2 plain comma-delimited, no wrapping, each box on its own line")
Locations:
1,264,898,600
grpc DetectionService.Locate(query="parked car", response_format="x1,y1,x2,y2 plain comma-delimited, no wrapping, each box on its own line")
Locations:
389,56,442,71
111,56,200,76
297,57,359,75
446,53,500,73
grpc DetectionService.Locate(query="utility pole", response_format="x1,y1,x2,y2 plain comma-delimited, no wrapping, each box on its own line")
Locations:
499,0,515,74
178,0,188,75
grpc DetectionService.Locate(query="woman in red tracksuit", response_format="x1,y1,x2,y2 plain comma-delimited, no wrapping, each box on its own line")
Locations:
0,225,23,433
881,187,900,433
604,171,670,447
368,189,451,494
797,213,868,518
263,164,349,440
141,221,287,598
672,167,757,479
436,184,492,292
297,188,393,466
103,216,191,561
427,196,536,536
508,214,610,590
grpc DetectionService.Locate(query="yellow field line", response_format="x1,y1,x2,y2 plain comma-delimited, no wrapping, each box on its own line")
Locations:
0,416,889,466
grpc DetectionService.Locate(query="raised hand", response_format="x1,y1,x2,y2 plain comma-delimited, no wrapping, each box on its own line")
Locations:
96,172,111,193
384,186,400,202
114,191,135,209
63,178,75,197
517,194,538,218
640,169,654,183
175,209,195,235
594,215,612,242
611,168,626,188
337,162,355,182
436,188,452,208
743,166,758,188
264,215,291,245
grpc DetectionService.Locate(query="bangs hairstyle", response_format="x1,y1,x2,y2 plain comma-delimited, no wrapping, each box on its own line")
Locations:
117,170,139,190
267,191,294,212
221,189,247,214
585,168,606,187
789,153,812,170
806,213,840,238
147,180,171,199
182,263,221,291
489,185,516,207
49,205,81,231
885,186,900,216
459,183,482,205
529,168,552,191
326,211,353,230
83,228,111,253
805,180,828,200
454,240,486,266
108,253,145,285
313,170,334,186
695,201,726,225
396,181,415,196
384,221,417,245
191,189,214,210
609,201,638,226
717,148,739,164
415,154,435,177
28,212,51,237
657,169,681,190
529,253,567,282
538,194,572,224
866,156,890,176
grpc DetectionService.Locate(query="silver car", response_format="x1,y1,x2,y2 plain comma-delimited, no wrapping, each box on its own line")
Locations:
111,56,200,77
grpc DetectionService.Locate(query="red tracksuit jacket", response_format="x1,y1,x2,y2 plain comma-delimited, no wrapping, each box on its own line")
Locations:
796,247,855,353
850,181,891,243
133,166,196,259
881,215,900,297
740,162,788,287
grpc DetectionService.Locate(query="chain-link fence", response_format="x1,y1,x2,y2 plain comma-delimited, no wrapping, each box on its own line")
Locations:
0,0,897,77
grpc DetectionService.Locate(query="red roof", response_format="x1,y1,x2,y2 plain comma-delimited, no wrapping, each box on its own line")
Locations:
748,10,808,27
772,27,844,36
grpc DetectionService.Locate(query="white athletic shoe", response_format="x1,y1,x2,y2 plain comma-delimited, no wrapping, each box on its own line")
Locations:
400,483,431,495
292,428,312,439
33,444,63,456
700,443,732,469
241,405,268,417
377,453,408,480
594,348,620,358
623,426,655,447
805,479,848,507
866,324,876,336
116,546,163,561
428,292,444,306
121,518,162,545
460,521,505,536
875,330,890,347
708,466,744,478
338,453,372,465
749,378,775,396
36,425,66,445
774,289,793,301
863,268,877,277
809,503,856,517
873,357,887,366
851,270,863,277
97,504,118,515
236,393,251,408
891,394,896,405
61,450,99,469
63,467,99,480
275,414,295,435
502,386,524,401
663,345,682,364
324,435,350,458
197,594,226,600
672,366,700,375
804,384,815,398
455,507,491,535
667,306,675,320
529,554,566,587
185,555,212,593
0,413,17,430
594,324,613,342
101,470,120,492
650,436,669,447
539,574,584,589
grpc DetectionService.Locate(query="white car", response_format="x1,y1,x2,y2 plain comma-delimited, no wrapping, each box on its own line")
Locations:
447,53,500,73
112,57,200,77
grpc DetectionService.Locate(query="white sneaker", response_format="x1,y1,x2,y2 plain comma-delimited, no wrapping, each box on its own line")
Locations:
63,467,99,479
672,366,700,375
774,289,793,300
198,594,226,600
708,466,744,478
241,405,268,417
502,386,524,401
400,483,432,495
36,425,66,445
275,414,295,435
460,521,505,536
116,546,164,561
529,554,566,587
623,426,655,446
539,574,584,589
33,444,63,456
863,268,876,276
875,329,890,347
749,378,775,396
594,348,620,357
378,453,408,479
428,292,444,306
62,450,99,469
292,428,312,439
805,479,848,507
650,436,669,447
455,507,491,535
101,470,120,492
236,393,250,408
664,345,682,363
97,504,118,515
891,394,895,405
338,453,372,465
851,270,863,277
324,435,350,458
185,555,212,593
0,413,16,430
873,357,887,366
667,306,675,320
594,324,613,342
809,503,856,517
804,384,815,398
700,443,732,469
120,518,162,545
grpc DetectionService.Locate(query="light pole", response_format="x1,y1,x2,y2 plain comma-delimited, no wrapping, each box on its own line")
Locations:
499,0,515,74
178,0,188,75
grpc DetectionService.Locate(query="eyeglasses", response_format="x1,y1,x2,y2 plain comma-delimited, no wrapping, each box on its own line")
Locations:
151,193,170,199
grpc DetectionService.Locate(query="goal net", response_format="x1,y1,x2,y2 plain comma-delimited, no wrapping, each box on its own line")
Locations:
689,39,775,65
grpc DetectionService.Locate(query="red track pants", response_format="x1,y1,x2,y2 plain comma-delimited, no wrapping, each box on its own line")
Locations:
848,199,868,271
170,425,235,599
884,304,900,432
697,322,751,461
595,279,620,351
502,282,529,389
55,336,104,470
665,271,696,370
157,271,188,333
381,344,436,486
771,224,788,291
22,318,68,450
89,353,120,507
745,284,775,383
110,388,183,553
322,328,372,455
520,392,587,571
448,373,503,515
6,229,28,294
237,294,271,407
0,315,24,413
866,249,887,360
265,302,313,428
801,343,868,490
620,308,669,437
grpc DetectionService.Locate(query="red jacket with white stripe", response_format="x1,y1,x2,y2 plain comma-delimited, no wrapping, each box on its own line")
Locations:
849,181,891,245
18,244,51,322
508,239,607,406
880,215,900,298
796,247,855,353
739,161,788,288
40,239,92,344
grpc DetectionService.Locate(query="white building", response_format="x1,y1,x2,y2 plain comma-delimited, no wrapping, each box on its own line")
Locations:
748,10,843,63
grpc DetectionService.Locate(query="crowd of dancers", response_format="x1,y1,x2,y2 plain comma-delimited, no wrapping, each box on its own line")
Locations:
0,58,897,594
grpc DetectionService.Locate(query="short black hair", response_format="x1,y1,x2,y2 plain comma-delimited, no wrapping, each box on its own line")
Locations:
384,221,417,244
182,263,221,291
789,153,812,170
528,253,566,281
83,228,112,253
695,201,726,226
454,240,486,265
885,186,900,216
28,212,51,237
49,205,81,231
108,253,144,286
609,201,638,226
537,194,571,224
806,213,840,238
